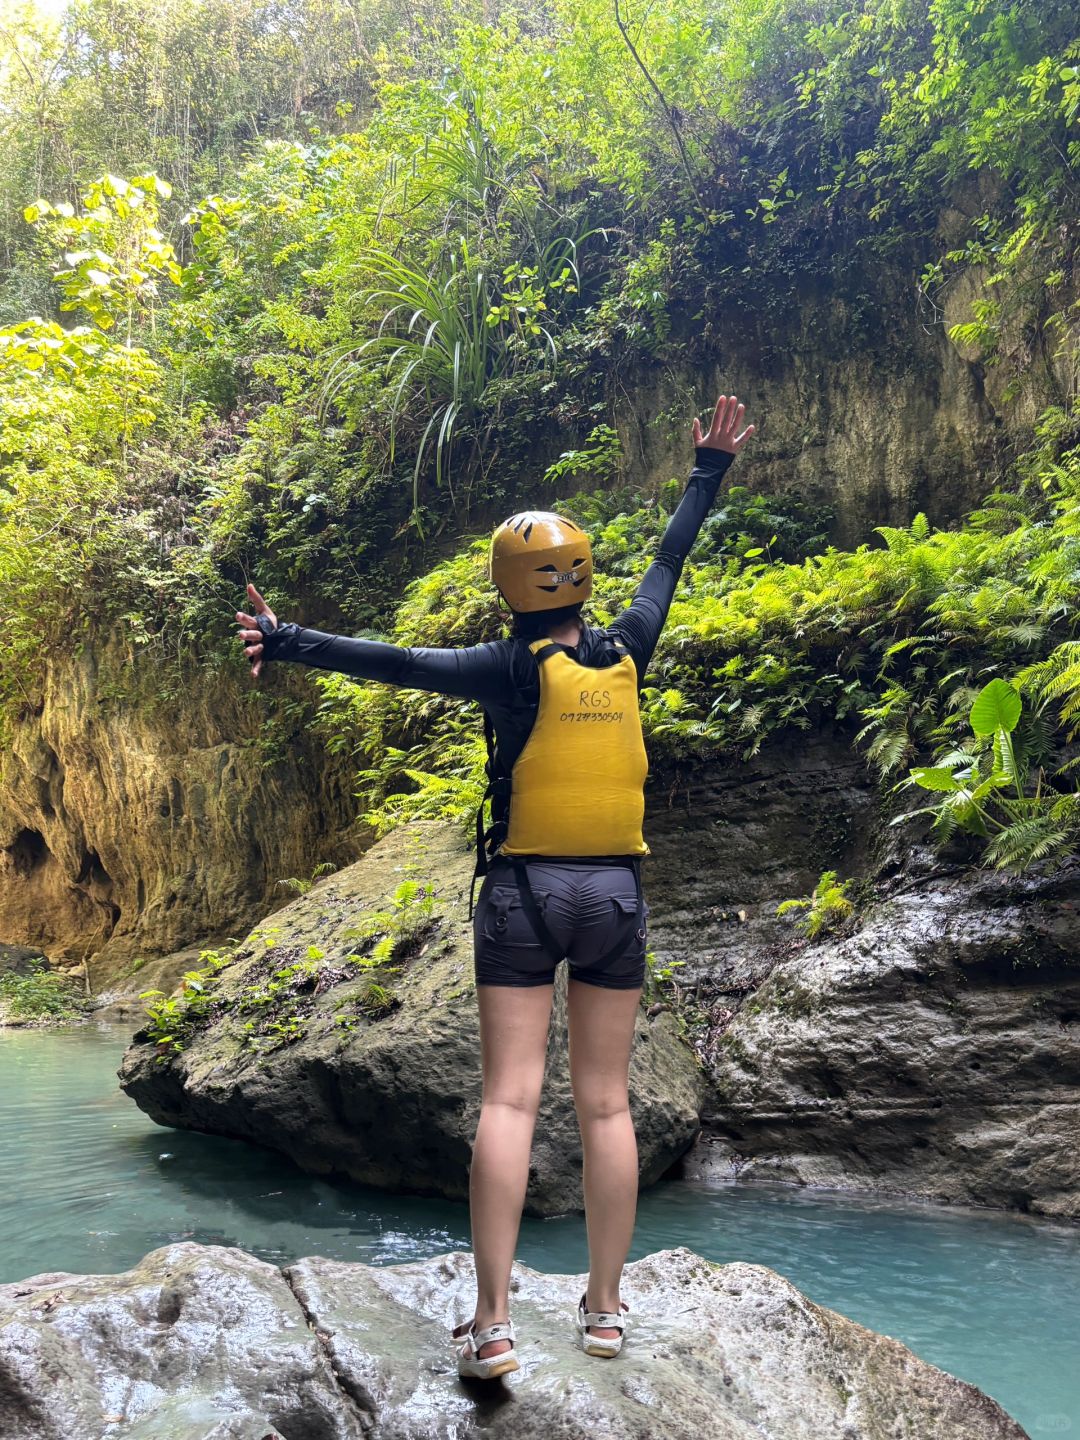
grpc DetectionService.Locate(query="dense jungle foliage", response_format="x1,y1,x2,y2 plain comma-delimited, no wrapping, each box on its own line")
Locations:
1,0,1078,868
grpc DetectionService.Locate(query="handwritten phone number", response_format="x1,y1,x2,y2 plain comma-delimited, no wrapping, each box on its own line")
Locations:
560,712,624,723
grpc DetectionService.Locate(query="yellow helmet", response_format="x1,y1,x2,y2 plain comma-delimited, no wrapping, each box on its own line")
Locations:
489,511,593,612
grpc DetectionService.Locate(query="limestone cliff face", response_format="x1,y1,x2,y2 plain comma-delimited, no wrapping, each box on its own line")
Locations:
617,254,1040,548
0,623,361,986
625,351,1000,552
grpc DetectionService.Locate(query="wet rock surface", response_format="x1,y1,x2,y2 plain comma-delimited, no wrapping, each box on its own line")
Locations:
643,730,879,996
118,821,705,1216
0,1243,363,1440
0,1241,1028,1440
688,858,1080,1219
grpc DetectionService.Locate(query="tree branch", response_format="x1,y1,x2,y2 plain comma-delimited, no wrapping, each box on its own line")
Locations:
612,0,712,228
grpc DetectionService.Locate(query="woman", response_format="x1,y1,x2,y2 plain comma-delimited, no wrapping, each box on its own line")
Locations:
235,393,755,1379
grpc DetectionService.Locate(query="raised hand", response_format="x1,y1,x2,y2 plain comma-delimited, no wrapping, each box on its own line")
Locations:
692,393,755,454
235,583,278,679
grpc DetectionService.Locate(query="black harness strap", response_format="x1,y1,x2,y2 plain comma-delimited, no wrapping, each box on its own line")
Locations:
511,855,646,971
470,708,515,920
511,859,566,967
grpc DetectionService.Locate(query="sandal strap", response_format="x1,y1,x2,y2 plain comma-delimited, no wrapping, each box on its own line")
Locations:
473,1320,515,1350
460,1319,515,1353
578,1294,628,1330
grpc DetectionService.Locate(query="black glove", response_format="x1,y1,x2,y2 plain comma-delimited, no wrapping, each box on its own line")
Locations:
254,611,299,663
693,446,736,476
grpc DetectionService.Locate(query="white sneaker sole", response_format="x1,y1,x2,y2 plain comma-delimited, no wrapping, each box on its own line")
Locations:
457,1352,520,1380
581,1334,624,1358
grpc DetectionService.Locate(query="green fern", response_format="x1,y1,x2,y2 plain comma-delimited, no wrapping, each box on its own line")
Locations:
777,871,855,940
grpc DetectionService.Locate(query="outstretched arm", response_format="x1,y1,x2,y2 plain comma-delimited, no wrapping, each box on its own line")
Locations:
608,393,755,677
235,586,507,704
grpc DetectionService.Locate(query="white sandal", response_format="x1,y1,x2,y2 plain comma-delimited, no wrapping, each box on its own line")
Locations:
451,1317,520,1380
576,1293,630,1357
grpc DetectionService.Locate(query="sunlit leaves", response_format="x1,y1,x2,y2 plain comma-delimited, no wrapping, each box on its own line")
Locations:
25,174,182,332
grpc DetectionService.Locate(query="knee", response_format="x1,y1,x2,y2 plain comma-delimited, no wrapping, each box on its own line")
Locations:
481,1088,542,1120
572,1088,631,1125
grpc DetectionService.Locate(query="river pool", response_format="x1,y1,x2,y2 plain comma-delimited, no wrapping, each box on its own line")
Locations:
3,1021,1077,1435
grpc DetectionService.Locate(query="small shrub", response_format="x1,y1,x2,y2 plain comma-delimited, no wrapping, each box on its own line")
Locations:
777,872,854,940
275,862,338,896
643,947,686,1009
341,879,438,967
0,959,90,1022
355,981,401,1019
138,945,237,1059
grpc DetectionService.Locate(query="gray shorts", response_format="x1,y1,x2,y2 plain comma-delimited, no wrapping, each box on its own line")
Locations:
473,857,649,990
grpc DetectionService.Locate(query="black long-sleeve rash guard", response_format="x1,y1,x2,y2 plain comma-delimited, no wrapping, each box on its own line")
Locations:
257,447,735,774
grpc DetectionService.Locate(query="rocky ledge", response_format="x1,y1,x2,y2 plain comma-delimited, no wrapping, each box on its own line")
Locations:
118,820,704,1216
113,730,1080,1222
0,1241,1027,1440
684,856,1080,1219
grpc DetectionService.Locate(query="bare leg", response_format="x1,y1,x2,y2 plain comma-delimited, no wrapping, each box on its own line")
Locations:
464,981,555,1358
567,979,642,1339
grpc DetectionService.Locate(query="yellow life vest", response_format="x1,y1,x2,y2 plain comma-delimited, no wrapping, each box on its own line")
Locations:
499,637,650,858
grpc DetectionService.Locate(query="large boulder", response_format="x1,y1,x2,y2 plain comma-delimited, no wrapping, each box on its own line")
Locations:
688,859,1080,1218
119,820,705,1216
0,941,50,977
0,1241,1027,1440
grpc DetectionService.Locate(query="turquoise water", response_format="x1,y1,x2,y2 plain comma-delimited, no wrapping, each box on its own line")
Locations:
4,1022,1078,1436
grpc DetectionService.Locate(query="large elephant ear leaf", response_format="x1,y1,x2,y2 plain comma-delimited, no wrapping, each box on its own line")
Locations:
970,678,1022,736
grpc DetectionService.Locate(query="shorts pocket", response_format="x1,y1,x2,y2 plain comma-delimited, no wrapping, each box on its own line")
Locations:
611,892,648,946
480,883,550,949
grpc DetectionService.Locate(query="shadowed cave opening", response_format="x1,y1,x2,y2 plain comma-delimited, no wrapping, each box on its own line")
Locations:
75,848,121,929
6,827,49,877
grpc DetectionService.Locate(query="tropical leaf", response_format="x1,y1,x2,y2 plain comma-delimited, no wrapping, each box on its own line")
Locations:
908,766,964,792
970,678,1022,736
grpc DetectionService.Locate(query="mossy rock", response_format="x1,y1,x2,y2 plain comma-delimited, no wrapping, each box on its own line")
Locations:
119,821,705,1215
